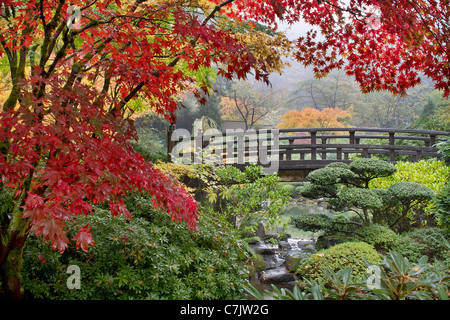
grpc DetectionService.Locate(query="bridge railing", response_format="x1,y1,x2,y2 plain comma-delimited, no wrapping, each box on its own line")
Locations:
277,127,449,163
168,127,450,168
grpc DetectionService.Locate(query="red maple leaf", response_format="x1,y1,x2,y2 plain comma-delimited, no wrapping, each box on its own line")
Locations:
73,224,95,253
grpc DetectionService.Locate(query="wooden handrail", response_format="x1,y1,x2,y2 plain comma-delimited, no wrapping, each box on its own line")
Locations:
168,126,450,166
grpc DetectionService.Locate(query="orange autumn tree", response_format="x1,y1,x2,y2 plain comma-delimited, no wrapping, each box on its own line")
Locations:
277,107,351,129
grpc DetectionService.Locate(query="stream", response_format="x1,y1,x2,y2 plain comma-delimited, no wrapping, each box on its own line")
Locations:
247,200,335,299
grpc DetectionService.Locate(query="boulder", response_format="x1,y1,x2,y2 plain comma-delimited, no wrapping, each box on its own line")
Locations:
284,250,309,271
278,241,292,250
260,267,295,283
254,243,278,255
262,254,285,269
255,222,265,239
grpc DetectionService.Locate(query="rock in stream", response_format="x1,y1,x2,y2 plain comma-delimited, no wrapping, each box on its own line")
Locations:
250,237,316,284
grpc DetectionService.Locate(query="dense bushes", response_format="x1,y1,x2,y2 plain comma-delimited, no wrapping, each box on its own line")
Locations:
204,165,291,235
394,227,450,264
290,157,450,299
22,192,248,300
369,160,449,192
433,182,450,228
247,251,450,300
369,160,448,230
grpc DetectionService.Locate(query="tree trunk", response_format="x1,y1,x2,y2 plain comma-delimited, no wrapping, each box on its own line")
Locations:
1,241,27,300
0,208,30,300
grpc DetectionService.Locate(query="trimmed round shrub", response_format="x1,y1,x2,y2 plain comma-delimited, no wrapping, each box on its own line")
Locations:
349,158,397,180
338,187,383,210
354,224,401,252
326,162,350,169
295,186,305,195
307,166,359,185
388,181,434,202
290,213,333,233
296,241,382,284
282,184,296,195
300,182,338,199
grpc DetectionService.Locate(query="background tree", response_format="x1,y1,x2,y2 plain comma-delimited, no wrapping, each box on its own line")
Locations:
276,107,350,129
219,79,287,129
287,70,358,111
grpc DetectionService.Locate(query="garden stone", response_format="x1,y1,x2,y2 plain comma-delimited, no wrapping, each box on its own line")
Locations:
262,254,285,269
254,243,278,255
256,222,265,239
260,267,295,283
284,250,309,271
279,241,292,250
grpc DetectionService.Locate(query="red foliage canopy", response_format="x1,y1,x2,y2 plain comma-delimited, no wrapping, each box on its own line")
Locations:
284,0,450,96
0,0,276,253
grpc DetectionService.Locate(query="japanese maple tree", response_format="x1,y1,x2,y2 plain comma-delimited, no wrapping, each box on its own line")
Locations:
0,0,289,299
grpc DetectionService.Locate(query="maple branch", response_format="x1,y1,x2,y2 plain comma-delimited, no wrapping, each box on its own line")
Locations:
39,0,46,28
403,0,450,61
116,0,237,112
320,0,369,26
203,0,235,27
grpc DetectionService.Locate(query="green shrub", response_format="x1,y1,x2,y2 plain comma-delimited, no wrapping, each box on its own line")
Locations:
354,224,401,252
300,160,439,233
436,136,450,164
296,241,382,284
338,187,383,210
0,186,14,219
433,183,450,228
395,227,450,264
349,158,397,182
206,165,291,234
248,251,450,300
372,181,435,232
290,213,334,234
282,184,295,195
247,254,267,277
370,160,449,195
294,186,305,195
22,193,248,300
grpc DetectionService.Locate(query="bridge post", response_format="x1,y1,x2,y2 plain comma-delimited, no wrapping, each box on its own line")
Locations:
310,130,317,160
388,131,395,161
349,130,355,144
287,137,293,160
167,123,176,162
430,134,437,147
337,147,342,160
321,137,327,160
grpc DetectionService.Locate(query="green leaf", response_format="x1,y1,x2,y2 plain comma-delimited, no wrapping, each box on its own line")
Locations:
311,282,324,300
437,286,449,300
243,282,264,300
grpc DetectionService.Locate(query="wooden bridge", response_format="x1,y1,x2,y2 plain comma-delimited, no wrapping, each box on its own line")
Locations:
168,126,450,181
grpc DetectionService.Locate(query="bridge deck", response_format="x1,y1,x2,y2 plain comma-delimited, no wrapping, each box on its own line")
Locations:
168,127,449,181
